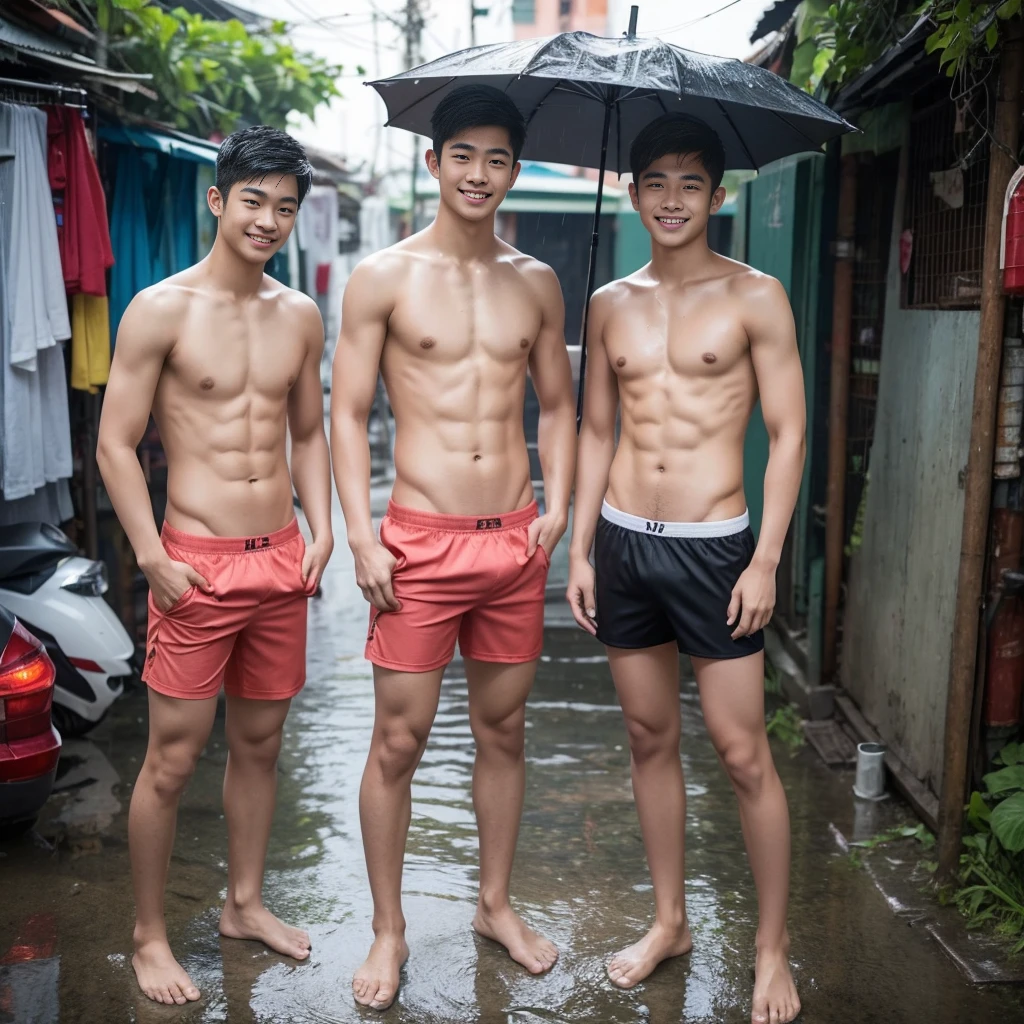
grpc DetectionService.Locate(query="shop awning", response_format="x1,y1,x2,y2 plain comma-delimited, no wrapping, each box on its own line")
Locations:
99,124,220,165
0,12,154,95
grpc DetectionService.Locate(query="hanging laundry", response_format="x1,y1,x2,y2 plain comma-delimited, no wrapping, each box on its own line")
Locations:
46,106,114,297
108,146,153,342
71,294,110,393
0,103,73,502
0,103,70,370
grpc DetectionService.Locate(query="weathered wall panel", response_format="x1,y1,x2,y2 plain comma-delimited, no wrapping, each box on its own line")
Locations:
841,136,979,793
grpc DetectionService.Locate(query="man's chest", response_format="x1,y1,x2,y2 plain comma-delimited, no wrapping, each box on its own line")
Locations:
605,298,750,381
387,266,543,362
166,316,306,400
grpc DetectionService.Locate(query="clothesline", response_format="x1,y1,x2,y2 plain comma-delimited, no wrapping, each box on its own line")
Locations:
0,78,87,109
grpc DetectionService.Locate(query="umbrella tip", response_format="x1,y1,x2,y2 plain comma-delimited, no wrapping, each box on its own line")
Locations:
627,5,638,39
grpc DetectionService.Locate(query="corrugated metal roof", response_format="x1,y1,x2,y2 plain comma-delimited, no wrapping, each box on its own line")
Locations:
0,13,76,57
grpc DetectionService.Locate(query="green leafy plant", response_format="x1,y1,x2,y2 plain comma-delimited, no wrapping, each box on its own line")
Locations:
807,1,1023,93
74,1,348,137
953,742,1024,952
851,822,937,850
766,703,805,753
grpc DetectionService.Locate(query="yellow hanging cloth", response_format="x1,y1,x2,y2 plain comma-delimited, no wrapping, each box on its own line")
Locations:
70,294,111,393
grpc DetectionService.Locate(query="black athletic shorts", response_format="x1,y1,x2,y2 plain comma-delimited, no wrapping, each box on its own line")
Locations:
594,501,765,660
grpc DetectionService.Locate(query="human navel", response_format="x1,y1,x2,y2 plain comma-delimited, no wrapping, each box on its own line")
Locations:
200,376,215,390
420,337,436,350
657,465,666,473
702,352,717,364
248,478,258,484
473,454,482,462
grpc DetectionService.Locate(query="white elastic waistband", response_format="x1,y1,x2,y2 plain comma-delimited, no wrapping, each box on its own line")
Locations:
601,501,749,538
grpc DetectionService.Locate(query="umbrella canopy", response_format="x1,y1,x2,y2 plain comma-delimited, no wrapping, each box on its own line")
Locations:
368,30,855,174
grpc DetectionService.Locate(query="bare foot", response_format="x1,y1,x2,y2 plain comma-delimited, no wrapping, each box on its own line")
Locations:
606,920,692,989
218,900,311,960
752,945,800,1024
472,903,558,975
353,932,409,1010
132,936,201,1005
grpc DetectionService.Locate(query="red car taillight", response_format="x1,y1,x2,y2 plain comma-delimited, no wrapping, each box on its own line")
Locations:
0,622,56,742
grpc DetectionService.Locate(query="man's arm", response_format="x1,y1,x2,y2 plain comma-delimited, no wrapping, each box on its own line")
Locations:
525,262,576,557
730,273,807,638
96,289,209,611
287,295,334,588
566,288,617,633
329,258,399,611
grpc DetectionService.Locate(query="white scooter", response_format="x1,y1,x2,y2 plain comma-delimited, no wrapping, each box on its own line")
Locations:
0,523,135,736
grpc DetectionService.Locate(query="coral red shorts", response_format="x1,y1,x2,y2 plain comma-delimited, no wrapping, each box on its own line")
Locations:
142,519,315,701
366,500,550,673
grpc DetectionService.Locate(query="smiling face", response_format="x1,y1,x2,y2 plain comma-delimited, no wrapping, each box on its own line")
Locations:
208,173,300,264
426,125,521,223
629,153,726,249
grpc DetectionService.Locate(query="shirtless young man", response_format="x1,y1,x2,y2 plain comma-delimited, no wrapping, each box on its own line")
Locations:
97,126,333,1006
332,85,575,1010
566,114,805,1024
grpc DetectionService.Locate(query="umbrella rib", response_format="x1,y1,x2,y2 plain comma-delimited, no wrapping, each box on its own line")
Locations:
383,76,456,127
762,103,829,151
714,98,757,168
523,77,564,127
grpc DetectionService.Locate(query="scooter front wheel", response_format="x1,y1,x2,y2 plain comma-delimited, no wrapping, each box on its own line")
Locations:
50,704,102,738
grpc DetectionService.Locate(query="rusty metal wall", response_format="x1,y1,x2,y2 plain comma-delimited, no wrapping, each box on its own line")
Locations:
840,131,980,793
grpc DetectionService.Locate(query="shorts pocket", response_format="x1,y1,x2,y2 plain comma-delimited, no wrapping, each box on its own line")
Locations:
163,584,198,615
537,543,551,569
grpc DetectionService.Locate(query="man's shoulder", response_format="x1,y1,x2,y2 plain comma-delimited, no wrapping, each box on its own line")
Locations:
349,244,420,289
126,274,195,321
504,246,560,291
718,259,785,301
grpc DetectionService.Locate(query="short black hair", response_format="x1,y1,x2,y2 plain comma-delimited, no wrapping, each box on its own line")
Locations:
430,85,527,164
629,113,726,192
216,125,314,206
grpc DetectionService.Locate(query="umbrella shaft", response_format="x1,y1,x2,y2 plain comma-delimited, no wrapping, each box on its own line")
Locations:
576,96,614,432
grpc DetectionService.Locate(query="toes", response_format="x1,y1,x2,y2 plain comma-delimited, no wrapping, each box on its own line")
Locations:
168,983,186,1005
371,986,394,1010
184,984,200,1001
157,986,173,1005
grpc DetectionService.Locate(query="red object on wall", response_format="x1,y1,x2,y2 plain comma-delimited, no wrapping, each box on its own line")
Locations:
315,262,331,296
984,507,1024,728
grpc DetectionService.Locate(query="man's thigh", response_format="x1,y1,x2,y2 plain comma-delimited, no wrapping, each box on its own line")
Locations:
144,687,219,764
465,658,538,733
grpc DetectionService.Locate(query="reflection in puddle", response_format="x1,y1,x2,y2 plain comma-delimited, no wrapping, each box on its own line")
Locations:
0,494,1022,1022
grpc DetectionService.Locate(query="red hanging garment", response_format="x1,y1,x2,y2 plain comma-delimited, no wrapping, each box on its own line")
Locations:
46,107,114,296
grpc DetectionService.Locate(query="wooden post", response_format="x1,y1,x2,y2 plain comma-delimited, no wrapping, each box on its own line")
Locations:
822,153,858,679
937,21,1024,881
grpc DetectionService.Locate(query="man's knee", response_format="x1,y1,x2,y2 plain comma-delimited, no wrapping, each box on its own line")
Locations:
372,721,428,782
229,729,283,773
624,715,679,765
471,706,525,760
144,745,201,801
717,738,766,797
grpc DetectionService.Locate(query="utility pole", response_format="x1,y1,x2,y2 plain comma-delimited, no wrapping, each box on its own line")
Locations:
469,1,489,47
403,0,424,234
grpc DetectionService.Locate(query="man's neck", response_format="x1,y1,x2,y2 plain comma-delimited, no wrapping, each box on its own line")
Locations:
649,235,716,284
426,201,499,262
203,235,267,297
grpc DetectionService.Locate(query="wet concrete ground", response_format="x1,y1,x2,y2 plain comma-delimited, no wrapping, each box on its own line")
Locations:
3,486,1024,1023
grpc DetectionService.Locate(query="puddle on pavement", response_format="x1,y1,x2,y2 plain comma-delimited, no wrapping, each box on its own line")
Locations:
2,492,1024,1023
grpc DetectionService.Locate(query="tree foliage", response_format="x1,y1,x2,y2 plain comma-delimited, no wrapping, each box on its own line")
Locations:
79,1,347,137
803,0,1022,93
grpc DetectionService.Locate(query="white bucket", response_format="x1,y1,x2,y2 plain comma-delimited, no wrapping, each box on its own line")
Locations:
853,742,887,800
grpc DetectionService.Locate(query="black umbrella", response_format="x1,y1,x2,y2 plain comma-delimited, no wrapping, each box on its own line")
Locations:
369,6,855,426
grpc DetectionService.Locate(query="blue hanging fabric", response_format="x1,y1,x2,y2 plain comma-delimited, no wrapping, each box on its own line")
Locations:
108,147,153,344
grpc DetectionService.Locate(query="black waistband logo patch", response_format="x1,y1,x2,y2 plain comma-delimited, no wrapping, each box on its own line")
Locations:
645,521,666,534
476,517,503,530
244,536,271,551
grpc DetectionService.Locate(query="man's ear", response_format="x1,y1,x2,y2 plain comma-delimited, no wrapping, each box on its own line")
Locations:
628,181,640,212
207,185,224,218
508,160,521,190
425,148,440,180
710,185,727,215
